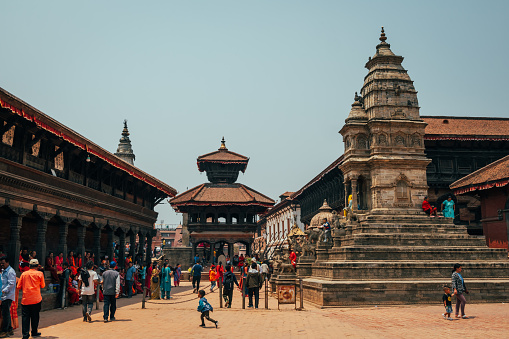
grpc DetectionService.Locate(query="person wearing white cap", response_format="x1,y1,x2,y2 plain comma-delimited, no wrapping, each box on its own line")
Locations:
17,258,45,339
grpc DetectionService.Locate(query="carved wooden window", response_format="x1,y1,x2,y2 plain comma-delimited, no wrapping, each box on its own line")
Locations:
2,124,15,146
396,180,409,200
31,136,41,157
54,146,64,171
440,159,454,173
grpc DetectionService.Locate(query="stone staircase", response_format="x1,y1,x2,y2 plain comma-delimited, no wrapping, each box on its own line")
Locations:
301,215,509,306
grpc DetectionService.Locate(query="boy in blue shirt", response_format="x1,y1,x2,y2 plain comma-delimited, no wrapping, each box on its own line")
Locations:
197,290,218,328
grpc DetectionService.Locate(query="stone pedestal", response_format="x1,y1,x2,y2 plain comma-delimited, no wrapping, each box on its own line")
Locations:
161,246,193,268
275,274,297,288
315,242,332,262
296,257,314,277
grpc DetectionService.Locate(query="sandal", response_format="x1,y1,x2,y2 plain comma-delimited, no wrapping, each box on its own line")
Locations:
462,315,468,319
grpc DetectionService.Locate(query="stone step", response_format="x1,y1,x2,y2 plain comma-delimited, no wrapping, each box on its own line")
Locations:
341,234,487,247
359,215,455,225
306,260,509,280
328,246,508,261
302,278,509,306
353,224,468,235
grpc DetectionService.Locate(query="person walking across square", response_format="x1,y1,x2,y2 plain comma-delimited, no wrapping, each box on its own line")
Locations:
0,256,16,337
17,259,45,339
78,261,99,323
191,261,203,293
197,290,218,328
209,265,217,293
102,261,120,323
222,265,238,308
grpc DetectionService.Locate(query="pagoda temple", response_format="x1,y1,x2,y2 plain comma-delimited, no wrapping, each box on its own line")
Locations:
170,138,274,261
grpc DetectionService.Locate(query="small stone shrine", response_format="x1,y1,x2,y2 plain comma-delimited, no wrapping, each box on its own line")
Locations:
301,28,509,306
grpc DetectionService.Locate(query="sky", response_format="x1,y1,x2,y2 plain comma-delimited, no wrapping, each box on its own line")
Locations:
1,1,508,225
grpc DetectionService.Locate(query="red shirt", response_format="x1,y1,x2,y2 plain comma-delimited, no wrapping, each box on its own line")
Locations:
17,268,45,305
422,200,431,211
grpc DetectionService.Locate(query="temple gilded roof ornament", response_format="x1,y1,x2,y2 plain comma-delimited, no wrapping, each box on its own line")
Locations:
219,136,227,150
379,26,387,43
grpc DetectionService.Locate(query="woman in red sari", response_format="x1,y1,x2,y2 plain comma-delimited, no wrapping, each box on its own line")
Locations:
145,263,153,297
55,252,64,272
9,277,20,330
46,252,59,283
67,275,80,305
76,253,82,269
67,251,77,276
19,248,30,272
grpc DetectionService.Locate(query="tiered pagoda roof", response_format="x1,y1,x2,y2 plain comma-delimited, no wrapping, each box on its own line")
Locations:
171,138,274,212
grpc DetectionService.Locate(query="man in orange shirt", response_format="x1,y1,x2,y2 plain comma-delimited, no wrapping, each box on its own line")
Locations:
17,259,45,339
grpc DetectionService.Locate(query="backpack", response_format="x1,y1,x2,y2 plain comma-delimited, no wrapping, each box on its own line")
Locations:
223,272,234,290
80,268,90,287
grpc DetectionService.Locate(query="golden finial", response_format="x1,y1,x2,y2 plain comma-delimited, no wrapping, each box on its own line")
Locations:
219,136,227,150
379,26,387,43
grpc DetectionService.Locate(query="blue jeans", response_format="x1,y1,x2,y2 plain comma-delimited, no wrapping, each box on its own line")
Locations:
103,295,117,320
210,281,216,291
127,280,134,298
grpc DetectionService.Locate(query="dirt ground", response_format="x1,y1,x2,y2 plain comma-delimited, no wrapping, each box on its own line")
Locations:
8,281,509,339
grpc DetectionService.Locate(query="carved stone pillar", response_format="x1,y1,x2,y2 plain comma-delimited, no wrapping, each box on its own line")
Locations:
93,226,101,265
145,234,152,267
129,229,136,259
9,215,23,271
58,220,68,261
118,229,126,269
351,178,358,212
35,217,49,262
77,224,86,266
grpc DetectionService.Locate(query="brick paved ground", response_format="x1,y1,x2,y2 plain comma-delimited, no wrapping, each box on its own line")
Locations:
8,281,509,339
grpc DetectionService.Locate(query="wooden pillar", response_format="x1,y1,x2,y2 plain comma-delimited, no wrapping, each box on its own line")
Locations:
138,232,145,262
77,224,86,266
9,214,23,272
145,234,152,267
209,242,215,262
129,230,136,259
58,220,68,261
35,217,49,263
118,229,126,269
93,226,101,265
106,227,113,261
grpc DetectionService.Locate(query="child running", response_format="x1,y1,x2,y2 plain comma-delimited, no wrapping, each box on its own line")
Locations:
442,286,453,320
197,290,218,328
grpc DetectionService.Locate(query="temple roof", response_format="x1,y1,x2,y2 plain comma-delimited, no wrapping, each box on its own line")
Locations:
422,116,509,140
170,183,275,209
114,120,135,165
0,86,177,197
197,137,249,172
450,155,509,194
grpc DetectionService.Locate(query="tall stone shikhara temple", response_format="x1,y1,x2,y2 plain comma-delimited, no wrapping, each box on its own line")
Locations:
302,28,509,306
114,120,135,165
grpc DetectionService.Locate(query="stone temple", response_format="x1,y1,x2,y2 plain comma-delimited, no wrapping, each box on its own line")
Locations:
301,28,509,306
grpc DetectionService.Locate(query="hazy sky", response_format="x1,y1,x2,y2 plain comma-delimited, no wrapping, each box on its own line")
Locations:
1,1,508,225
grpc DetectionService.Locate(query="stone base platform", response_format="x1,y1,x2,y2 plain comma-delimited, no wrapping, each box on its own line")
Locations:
303,278,509,307
302,214,509,306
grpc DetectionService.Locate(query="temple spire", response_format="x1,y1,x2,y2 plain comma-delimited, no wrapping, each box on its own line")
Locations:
379,26,387,43
219,136,227,150
114,119,135,165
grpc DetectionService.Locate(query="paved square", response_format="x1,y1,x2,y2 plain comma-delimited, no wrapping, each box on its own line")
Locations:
8,281,508,339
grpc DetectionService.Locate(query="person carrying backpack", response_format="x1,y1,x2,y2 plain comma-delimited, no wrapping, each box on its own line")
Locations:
222,265,238,308
78,261,99,322
197,290,218,328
